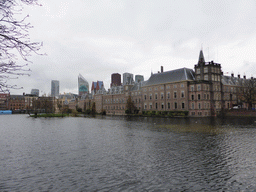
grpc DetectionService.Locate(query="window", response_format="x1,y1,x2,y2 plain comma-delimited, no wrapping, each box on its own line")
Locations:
155,103,158,109
191,86,194,91
204,75,208,80
161,93,164,99
182,102,185,109
197,85,201,91
181,84,184,88
196,68,200,74
198,94,201,100
149,94,152,100
144,104,147,109
161,103,164,109
160,86,164,90
168,102,170,109
198,103,201,109
173,85,177,88
155,93,158,100
144,95,147,100
181,91,185,98
167,92,170,99
204,67,208,73
150,103,152,109
174,91,177,99
155,87,158,91
192,103,194,109
174,102,177,109
191,94,194,100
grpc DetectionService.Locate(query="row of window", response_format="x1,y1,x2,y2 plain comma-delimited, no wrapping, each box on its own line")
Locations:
143,84,185,92
190,84,210,91
191,93,210,100
104,105,125,110
190,102,210,110
144,91,185,100
196,67,221,74
104,98,126,104
144,102,186,110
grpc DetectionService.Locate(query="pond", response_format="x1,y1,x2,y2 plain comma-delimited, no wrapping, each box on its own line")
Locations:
0,115,256,191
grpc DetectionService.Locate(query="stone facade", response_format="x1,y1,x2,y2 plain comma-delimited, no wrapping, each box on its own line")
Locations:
90,50,254,117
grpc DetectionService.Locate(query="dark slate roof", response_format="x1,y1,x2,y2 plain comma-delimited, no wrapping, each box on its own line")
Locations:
221,75,249,86
144,67,195,86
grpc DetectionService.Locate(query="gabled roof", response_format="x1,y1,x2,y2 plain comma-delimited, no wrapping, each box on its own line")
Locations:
97,81,104,89
144,67,195,86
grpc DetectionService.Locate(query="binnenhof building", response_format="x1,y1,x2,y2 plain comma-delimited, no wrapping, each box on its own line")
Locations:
90,50,252,117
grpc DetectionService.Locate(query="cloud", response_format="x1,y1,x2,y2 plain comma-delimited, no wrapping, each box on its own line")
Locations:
8,0,256,95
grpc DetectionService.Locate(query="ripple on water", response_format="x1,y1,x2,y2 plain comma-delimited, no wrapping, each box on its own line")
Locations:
0,115,256,191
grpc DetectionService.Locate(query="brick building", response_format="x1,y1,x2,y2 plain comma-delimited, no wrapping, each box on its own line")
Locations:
91,50,254,117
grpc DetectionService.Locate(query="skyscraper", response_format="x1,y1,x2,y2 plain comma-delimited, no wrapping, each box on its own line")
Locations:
78,74,89,96
51,80,59,97
123,72,134,85
111,73,121,87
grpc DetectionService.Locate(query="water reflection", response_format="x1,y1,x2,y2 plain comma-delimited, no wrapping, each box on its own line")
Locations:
0,115,256,191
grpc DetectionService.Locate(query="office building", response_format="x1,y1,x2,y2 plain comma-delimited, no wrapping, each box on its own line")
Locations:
78,74,89,96
51,80,59,97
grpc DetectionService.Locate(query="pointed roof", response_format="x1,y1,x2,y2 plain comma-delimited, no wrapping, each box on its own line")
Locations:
198,50,205,63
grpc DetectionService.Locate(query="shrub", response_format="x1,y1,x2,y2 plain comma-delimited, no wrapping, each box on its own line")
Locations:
77,107,82,113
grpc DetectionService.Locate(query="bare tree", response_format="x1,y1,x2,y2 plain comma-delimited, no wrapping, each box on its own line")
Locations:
238,78,256,110
0,0,42,92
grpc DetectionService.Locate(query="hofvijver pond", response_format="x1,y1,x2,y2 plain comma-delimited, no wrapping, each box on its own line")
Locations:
0,115,256,191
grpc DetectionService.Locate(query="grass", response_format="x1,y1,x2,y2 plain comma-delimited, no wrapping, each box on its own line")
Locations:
30,113,68,117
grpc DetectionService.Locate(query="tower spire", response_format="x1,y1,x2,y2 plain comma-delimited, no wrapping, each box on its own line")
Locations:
198,50,205,63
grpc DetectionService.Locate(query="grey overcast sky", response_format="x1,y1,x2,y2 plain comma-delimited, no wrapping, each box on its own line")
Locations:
8,0,256,95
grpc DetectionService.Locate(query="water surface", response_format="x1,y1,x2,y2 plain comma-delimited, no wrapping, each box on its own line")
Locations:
0,115,256,191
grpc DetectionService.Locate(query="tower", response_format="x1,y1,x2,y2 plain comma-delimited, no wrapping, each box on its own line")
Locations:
78,74,89,96
51,80,59,97
111,73,121,87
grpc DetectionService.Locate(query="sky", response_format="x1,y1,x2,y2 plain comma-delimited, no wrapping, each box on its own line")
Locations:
8,0,256,95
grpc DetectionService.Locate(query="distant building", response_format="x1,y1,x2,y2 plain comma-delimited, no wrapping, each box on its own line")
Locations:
111,73,121,87
135,75,144,83
78,74,89,96
8,95,25,111
0,93,10,110
51,80,59,97
31,89,39,96
123,72,134,85
91,81,105,95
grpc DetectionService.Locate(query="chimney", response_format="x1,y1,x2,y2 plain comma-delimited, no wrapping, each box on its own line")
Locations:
244,75,246,79
238,74,240,78
231,73,234,77
161,66,163,73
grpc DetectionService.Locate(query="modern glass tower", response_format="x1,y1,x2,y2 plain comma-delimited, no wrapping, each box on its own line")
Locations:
51,80,59,97
78,74,89,96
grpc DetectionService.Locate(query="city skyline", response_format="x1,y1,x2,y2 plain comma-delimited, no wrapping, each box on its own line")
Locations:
6,0,256,95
